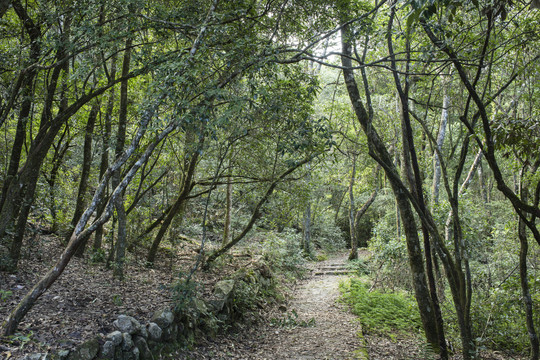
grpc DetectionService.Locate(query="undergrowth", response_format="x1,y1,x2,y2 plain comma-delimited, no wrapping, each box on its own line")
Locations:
340,278,422,336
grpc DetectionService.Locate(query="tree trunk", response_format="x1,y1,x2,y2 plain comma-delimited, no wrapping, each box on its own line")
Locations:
348,154,358,260
112,38,132,279
302,162,312,256
0,0,41,228
45,129,71,233
68,103,98,255
355,187,377,248
338,18,440,348
222,171,233,246
146,144,200,265
432,79,450,206
94,54,117,251
1,98,169,336
519,178,539,360
519,214,539,360
477,158,488,203
0,0,11,18
387,15,448,353
303,202,312,255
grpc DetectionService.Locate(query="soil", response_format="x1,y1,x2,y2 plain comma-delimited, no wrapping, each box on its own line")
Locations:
0,234,243,359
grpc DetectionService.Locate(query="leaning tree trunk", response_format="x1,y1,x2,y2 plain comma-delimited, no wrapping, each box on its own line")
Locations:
1,101,171,336
338,14,440,350
355,187,377,248
146,145,200,265
387,12,447,354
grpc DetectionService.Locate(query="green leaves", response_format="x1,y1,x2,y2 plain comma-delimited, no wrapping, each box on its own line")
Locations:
340,279,422,335
491,114,540,162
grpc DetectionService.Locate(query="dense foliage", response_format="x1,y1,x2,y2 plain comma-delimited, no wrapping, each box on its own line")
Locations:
1,0,539,358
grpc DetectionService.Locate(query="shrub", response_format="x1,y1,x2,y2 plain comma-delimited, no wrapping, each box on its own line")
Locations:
259,229,305,273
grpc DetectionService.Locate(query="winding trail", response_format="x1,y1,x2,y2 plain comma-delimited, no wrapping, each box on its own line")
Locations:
251,253,367,360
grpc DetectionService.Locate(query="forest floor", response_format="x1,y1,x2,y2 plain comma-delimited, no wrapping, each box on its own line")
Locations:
0,234,527,360
172,252,368,360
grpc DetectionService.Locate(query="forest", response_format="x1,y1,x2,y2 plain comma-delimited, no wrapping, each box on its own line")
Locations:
0,0,539,359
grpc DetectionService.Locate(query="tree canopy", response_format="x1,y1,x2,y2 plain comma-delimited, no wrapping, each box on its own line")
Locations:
1,0,539,358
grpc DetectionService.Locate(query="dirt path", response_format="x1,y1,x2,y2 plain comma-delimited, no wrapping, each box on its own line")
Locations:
249,253,367,360
172,252,368,360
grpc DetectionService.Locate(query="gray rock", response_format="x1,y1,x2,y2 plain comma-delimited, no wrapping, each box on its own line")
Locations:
133,336,153,360
67,337,100,360
212,279,235,312
151,309,174,329
121,333,134,351
100,340,115,359
106,330,123,346
132,347,140,360
136,324,148,339
193,298,208,314
57,350,70,360
22,354,44,360
146,322,162,341
114,315,141,335
214,279,235,299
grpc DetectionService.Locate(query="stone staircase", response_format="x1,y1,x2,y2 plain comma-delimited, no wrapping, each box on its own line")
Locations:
313,262,352,276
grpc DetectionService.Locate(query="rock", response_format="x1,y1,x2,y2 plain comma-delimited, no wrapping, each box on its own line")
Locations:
106,331,123,346
136,324,148,339
214,279,235,299
212,279,235,312
131,346,140,360
22,354,45,360
57,350,70,360
114,315,141,335
151,309,174,329
146,322,162,341
100,341,115,359
193,298,208,314
121,333,134,351
133,336,153,360
67,337,100,360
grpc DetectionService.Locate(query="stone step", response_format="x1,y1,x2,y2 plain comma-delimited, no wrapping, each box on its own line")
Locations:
313,270,352,276
319,266,348,271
